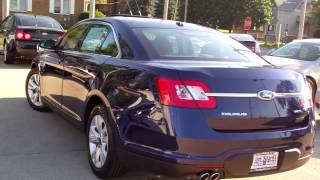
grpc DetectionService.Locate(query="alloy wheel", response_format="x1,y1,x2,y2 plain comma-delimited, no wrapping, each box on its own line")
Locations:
89,114,109,168
27,74,43,107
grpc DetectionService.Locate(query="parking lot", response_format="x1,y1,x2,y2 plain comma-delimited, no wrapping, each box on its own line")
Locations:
0,57,319,180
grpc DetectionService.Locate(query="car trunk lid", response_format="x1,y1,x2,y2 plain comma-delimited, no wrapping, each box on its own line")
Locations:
152,60,309,131
17,26,64,42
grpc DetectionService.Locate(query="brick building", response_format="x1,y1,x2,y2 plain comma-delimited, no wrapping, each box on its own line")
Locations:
0,0,86,27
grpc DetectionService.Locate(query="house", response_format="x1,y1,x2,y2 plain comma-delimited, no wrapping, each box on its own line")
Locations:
84,0,127,16
0,0,86,27
265,0,315,42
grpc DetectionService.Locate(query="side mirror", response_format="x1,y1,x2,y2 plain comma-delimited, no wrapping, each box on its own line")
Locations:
267,48,276,55
39,39,56,49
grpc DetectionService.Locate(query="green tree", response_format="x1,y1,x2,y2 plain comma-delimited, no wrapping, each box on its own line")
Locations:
154,0,180,20
126,0,154,16
179,0,272,31
245,0,273,29
312,1,320,37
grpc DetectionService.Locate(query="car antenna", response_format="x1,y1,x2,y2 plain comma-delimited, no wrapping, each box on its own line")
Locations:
176,21,184,27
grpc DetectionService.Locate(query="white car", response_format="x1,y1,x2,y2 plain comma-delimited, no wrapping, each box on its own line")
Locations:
263,39,320,98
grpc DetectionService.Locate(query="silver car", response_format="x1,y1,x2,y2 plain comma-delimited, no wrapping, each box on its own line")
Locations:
263,39,320,98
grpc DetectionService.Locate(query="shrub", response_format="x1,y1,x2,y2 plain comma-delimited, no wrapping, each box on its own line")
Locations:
78,10,106,21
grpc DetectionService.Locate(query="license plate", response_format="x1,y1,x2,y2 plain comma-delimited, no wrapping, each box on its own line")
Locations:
250,151,279,172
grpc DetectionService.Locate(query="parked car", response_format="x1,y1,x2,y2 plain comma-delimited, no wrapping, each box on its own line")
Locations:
263,39,320,98
26,17,315,179
0,13,64,64
228,34,261,55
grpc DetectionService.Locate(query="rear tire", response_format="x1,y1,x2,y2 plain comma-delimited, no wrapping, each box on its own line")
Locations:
3,42,16,64
25,68,49,112
87,105,124,179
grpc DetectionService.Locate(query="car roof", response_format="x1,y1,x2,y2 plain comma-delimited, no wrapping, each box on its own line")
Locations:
13,13,57,20
228,34,256,42
293,39,320,43
85,16,221,33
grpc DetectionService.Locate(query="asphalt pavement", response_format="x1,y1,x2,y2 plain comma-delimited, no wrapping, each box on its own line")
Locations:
0,58,319,180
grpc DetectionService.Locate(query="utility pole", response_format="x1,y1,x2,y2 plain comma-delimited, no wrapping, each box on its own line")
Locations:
298,0,308,39
163,0,169,20
2,0,9,20
89,0,96,19
184,0,188,22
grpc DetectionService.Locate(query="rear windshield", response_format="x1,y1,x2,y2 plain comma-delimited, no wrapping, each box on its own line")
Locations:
134,28,267,64
16,16,62,29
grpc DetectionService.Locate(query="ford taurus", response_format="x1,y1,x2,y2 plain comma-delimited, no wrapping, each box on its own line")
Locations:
26,16,316,179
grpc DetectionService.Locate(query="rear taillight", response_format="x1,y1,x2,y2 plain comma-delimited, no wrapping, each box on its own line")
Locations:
301,80,313,109
155,78,216,109
15,29,32,41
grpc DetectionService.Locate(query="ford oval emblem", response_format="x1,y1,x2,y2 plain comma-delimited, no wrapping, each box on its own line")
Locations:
257,90,275,101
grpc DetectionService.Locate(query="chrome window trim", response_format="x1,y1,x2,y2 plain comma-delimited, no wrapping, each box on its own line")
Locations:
59,21,122,58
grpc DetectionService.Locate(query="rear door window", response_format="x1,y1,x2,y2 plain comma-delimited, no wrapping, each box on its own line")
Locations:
59,24,89,50
1,16,14,29
100,29,119,57
80,25,109,53
5,16,14,29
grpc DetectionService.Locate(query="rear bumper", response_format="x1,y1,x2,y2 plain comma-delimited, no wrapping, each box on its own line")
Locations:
15,40,38,59
119,123,315,178
120,145,311,178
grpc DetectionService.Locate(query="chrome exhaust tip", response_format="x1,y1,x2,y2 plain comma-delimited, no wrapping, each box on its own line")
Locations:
210,172,222,180
200,172,211,180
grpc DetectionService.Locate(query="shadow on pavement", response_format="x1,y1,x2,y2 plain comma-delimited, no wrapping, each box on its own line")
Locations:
0,56,31,70
0,97,166,180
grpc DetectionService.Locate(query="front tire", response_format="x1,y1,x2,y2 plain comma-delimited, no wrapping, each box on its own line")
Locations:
25,68,48,111
3,41,16,64
87,105,124,179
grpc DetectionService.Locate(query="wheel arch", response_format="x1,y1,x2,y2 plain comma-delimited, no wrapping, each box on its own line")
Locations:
306,75,317,89
84,90,116,134
31,62,37,69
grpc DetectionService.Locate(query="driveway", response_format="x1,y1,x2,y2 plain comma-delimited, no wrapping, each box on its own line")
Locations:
0,58,319,180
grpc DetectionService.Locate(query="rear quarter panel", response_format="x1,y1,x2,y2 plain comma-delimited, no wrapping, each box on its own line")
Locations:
96,59,180,148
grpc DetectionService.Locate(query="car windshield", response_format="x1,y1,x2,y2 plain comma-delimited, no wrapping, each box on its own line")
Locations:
16,16,62,29
270,41,320,61
133,28,267,64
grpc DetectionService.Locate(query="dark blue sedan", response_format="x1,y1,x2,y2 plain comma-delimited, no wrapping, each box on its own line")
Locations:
26,16,316,179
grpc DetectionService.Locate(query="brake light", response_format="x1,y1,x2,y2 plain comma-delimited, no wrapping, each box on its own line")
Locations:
155,78,216,108
15,29,32,40
301,80,313,109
